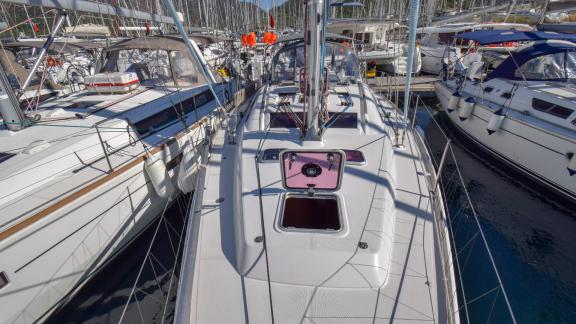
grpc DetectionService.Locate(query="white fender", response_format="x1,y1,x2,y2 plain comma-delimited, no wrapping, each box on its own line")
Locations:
177,147,202,193
144,157,175,199
568,153,576,176
487,109,505,135
458,97,475,121
446,91,460,112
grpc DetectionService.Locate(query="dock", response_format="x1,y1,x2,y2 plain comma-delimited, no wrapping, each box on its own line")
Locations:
366,75,440,94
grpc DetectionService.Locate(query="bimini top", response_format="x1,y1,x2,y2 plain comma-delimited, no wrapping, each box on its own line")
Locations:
106,35,189,52
486,40,576,81
454,29,576,45
104,34,225,53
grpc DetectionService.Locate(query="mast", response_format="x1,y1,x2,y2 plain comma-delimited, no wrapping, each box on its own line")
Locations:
402,0,421,126
539,0,551,24
304,0,324,141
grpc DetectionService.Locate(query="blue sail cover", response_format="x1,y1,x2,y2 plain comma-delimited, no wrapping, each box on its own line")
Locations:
454,30,576,45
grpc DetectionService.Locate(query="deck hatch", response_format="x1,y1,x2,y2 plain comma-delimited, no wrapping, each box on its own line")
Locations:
280,149,345,191
281,195,341,231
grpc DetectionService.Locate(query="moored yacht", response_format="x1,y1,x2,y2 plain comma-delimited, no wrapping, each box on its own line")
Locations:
418,22,532,75
436,30,576,201
173,2,460,323
0,35,238,323
327,19,422,75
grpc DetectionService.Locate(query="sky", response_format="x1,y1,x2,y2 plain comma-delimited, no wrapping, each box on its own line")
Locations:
240,0,288,11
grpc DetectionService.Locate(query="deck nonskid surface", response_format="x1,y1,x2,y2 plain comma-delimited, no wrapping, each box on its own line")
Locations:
191,125,441,323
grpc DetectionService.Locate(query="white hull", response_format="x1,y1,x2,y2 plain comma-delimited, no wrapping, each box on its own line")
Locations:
376,46,422,75
436,83,576,201
0,107,222,324
420,45,449,75
0,80,242,323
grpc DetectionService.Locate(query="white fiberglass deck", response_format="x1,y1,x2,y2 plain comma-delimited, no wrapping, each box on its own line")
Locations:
187,94,446,323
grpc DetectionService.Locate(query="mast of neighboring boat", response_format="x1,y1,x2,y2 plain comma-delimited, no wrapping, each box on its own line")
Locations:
539,0,551,24
18,10,67,95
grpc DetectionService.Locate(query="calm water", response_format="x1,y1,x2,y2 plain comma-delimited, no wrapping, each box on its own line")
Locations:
50,107,576,323
422,110,576,324
48,195,190,324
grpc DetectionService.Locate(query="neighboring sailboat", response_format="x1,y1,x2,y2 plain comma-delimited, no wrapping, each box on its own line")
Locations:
436,29,576,201
327,19,422,75
0,33,238,323
173,1,460,323
417,22,532,75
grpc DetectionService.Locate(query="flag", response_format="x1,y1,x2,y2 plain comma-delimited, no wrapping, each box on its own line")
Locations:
269,12,275,29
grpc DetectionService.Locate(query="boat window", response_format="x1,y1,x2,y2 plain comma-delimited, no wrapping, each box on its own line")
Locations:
281,195,341,231
439,31,472,45
515,51,576,81
354,32,371,44
261,148,283,161
0,152,15,164
102,49,207,87
343,150,365,164
532,98,574,119
0,271,8,290
133,89,214,135
483,86,494,93
273,42,358,83
170,51,204,87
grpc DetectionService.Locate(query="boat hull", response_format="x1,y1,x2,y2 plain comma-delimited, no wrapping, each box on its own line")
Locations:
436,82,576,202
0,82,240,324
0,127,193,324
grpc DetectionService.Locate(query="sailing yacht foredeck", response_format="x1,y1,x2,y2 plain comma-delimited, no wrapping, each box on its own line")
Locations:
174,12,459,323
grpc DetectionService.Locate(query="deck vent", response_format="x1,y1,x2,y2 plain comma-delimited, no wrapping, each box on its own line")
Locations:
281,195,341,231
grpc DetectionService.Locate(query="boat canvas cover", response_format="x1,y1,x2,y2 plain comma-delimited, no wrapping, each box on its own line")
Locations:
453,30,576,45
486,41,576,80
105,36,190,52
